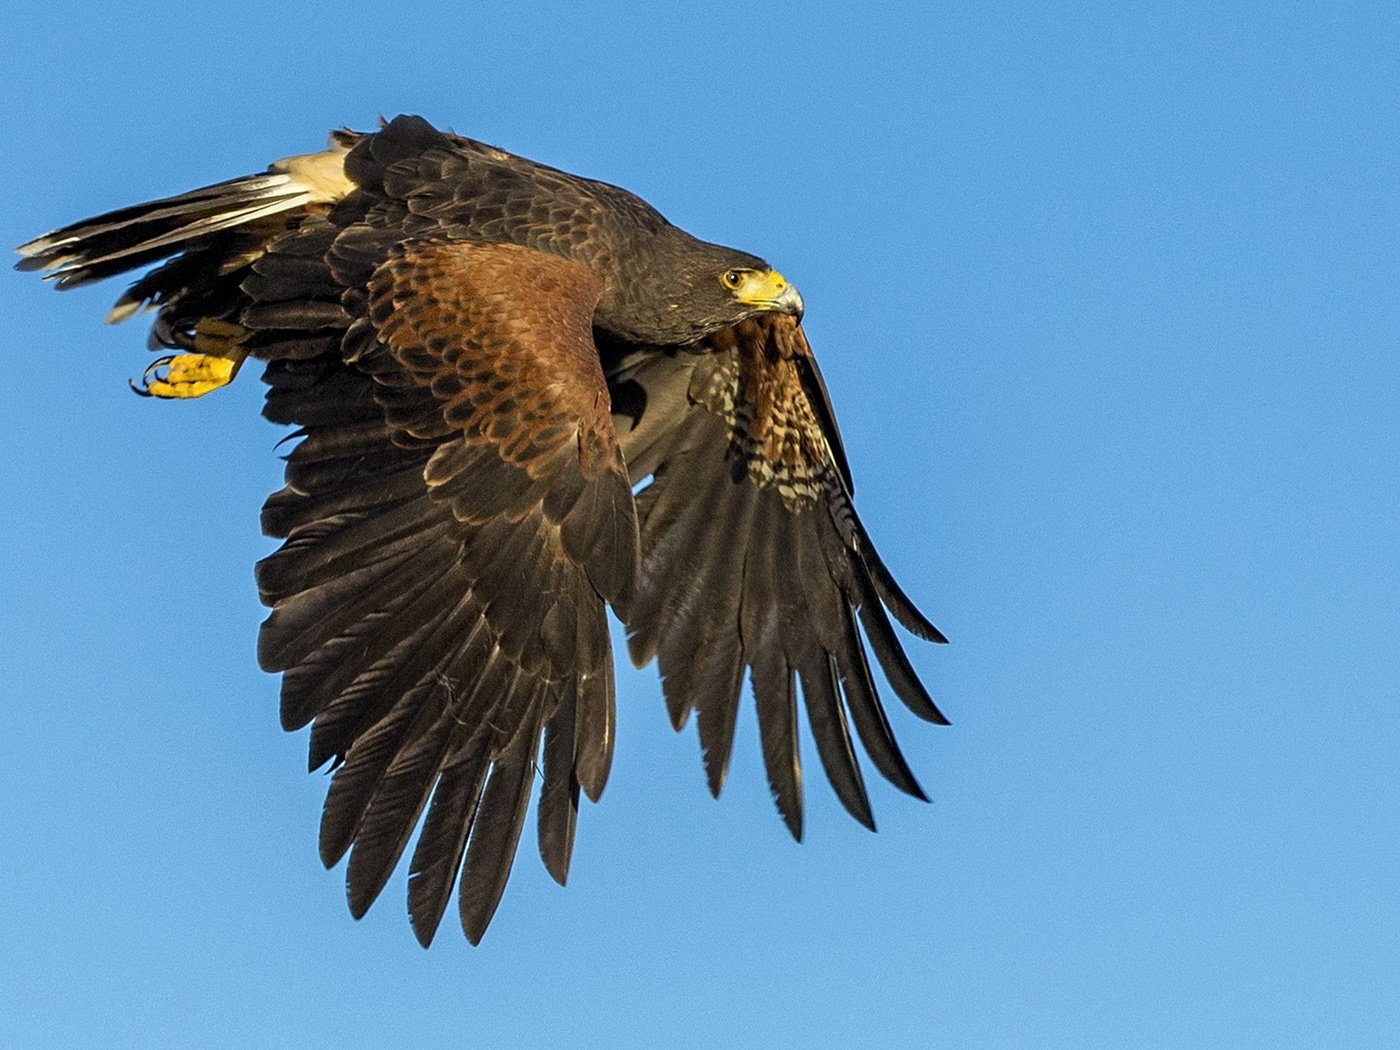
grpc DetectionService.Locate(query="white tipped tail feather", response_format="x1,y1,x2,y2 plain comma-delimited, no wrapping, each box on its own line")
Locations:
14,141,355,321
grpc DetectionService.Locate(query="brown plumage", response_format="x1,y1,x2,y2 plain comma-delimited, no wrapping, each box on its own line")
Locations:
15,114,947,945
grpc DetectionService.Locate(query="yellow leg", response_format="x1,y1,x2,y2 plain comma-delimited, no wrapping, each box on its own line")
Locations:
132,320,250,399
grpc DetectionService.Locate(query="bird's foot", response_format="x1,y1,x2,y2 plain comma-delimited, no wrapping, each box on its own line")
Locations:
133,353,242,398
132,321,250,399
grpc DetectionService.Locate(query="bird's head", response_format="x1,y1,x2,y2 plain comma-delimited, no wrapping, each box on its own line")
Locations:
677,243,803,332
717,264,804,322
599,234,804,345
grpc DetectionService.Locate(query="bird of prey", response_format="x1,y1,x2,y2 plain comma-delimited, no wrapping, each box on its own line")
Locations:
16,115,947,946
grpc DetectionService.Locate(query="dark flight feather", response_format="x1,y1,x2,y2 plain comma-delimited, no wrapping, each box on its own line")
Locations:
457,686,546,945
537,678,581,886
16,114,947,945
407,741,491,947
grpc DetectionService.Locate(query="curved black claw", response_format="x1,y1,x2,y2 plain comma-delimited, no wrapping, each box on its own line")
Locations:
130,355,177,397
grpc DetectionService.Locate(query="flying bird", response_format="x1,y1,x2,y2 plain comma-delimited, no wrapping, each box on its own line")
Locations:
16,115,947,946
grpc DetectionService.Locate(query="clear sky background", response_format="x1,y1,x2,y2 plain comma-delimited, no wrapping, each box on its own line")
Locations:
2,3,1396,1047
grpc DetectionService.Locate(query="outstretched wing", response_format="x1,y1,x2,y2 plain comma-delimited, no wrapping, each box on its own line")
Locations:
256,233,636,945
17,112,949,945
607,314,945,839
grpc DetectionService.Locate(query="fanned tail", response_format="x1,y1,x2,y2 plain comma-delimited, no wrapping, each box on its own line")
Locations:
14,141,358,317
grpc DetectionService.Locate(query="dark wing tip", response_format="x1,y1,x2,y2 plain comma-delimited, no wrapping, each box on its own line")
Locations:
780,804,804,842
857,523,948,644
537,685,581,887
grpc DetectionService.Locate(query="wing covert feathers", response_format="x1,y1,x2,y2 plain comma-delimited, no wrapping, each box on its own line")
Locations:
366,240,637,607
17,116,946,946
256,238,636,943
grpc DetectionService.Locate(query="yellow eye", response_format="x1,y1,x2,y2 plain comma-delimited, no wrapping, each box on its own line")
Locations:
722,269,746,289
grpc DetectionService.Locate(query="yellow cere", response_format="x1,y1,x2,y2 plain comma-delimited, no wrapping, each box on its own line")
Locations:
733,268,790,306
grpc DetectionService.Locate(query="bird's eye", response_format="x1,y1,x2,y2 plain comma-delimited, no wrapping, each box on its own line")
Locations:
722,269,746,289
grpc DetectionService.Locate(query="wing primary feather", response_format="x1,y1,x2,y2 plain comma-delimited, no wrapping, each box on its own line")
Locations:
345,711,455,918
857,522,949,644
318,671,446,869
574,658,615,803
537,680,580,886
741,496,804,837
260,540,426,676
407,739,491,948
304,582,476,773
457,687,547,945
798,650,876,831
751,641,802,841
316,604,494,865
717,498,788,801
654,489,750,735
856,580,951,726
266,549,457,731
835,601,928,801
694,658,744,799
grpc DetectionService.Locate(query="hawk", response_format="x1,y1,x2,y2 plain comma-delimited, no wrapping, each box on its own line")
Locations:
17,115,947,945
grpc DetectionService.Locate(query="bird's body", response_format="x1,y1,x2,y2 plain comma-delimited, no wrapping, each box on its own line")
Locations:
17,115,946,945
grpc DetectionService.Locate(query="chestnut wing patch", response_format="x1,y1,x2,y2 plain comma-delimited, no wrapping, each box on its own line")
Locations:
256,238,637,945
367,240,635,606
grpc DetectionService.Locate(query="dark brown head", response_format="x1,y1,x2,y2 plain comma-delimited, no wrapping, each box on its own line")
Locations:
597,228,803,345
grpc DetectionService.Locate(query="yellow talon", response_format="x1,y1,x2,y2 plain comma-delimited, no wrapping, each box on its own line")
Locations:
132,319,250,399
134,352,245,398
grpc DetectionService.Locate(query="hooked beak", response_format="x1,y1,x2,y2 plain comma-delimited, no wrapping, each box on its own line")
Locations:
735,269,804,321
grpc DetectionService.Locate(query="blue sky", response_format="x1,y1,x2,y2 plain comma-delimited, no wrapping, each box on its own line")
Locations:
2,3,1397,1046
